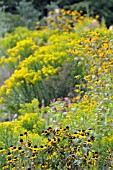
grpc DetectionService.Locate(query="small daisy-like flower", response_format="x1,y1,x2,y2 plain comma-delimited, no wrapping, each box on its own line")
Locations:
20,134,23,138
20,139,24,145
24,132,28,137
18,146,22,152
2,164,8,169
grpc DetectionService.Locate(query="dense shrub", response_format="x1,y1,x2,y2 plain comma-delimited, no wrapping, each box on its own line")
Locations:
1,10,93,115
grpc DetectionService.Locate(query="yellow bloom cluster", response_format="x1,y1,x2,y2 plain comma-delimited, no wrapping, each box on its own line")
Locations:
46,9,99,32
0,112,45,149
0,10,112,116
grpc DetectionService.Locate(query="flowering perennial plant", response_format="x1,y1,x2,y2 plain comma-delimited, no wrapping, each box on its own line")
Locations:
0,9,113,170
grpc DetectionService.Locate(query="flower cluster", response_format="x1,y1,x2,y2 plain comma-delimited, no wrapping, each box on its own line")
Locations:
1,126,112,170
45,9,100,32
0,28,83,113
0,127,97,169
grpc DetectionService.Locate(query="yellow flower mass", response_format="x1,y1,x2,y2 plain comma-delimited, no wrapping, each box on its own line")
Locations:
0,9,113,170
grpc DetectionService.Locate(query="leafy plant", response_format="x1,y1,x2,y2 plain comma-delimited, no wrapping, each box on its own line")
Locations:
16,0,41,30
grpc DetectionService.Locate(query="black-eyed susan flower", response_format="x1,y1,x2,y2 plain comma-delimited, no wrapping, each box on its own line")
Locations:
6,152,12,158
0,147,6,154
24,131,28,136
13,156,18,161
32,145,39,152
7,157,14,163
11,165,16,170
20,139,24,145
39,146,44,151
31,153,36,159
18,146,22,152
2,164,8,169
20,134,24,138
26,140,32,149
12,146,18,152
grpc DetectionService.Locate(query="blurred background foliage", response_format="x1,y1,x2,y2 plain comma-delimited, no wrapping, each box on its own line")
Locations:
0,0,113,37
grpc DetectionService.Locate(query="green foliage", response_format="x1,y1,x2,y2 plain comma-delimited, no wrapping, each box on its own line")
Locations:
0,121,24,149
0,0,41,37
0,99,45,147
18,113,45,134
41,62,85,106
18,98,39,115
16,0,41,30
0,6,10,37
88,0,113,27
46,1,58,12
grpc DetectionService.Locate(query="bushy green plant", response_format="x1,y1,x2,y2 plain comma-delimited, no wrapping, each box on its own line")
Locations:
0,21,87,116
17,113,45,135
0,0,41,37
18,98,45,134
0,6,10,37
16,0,41,30
41,62,85,106
0,121,24,149
0,27,31,56
0,100,45,143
